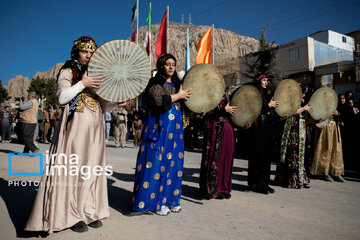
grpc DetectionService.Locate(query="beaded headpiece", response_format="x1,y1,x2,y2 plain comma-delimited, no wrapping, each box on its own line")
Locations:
71,36,97,59
73,36,97,51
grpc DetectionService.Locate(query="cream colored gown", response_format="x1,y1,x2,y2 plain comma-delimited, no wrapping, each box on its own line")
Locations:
25,69,110,233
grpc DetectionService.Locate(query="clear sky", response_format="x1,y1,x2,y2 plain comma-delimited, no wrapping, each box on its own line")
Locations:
0,0,359,85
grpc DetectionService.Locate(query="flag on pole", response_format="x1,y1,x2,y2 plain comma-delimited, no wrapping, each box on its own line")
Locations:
144,4,151,55
195,25,213,64
131,1,137,42
185,28,191,72
155,9,167,59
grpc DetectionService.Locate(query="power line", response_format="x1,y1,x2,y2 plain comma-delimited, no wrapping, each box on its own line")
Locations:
232,0,319,29
267,1,360,34
240,0,346,35
192,0,227,20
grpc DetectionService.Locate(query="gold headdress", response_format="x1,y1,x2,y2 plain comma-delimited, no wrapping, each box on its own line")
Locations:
74,39,97,51
71,36,97,59
73,38,97,51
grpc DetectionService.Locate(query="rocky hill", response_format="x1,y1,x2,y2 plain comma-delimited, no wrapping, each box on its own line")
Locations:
133,22,259,73
33,62,64,80
6,22,259,99
5,75,30,100
5,63,64,101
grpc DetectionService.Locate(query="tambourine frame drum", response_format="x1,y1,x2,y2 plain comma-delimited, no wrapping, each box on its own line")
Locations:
273,79,302,117
182,64,225,113
308,87,338,120
88,40,151,102
230,85,262,127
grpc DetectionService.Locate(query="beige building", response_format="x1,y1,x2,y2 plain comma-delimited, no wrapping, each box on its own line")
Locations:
238,30,357,95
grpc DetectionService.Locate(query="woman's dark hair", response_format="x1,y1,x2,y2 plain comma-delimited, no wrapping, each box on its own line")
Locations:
345,90,353,99
338,93,346,105
253,74,275,103
154,53,180,91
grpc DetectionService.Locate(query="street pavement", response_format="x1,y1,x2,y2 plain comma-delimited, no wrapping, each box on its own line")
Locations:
0,138,359,240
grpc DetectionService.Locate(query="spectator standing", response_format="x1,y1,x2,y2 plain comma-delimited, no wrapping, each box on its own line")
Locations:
113,104,128,148
37,108,45,142
19,91,39,153
105,111,112,143
0,105,13,142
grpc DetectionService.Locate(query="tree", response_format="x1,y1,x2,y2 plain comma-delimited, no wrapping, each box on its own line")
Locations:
28,77,57,106
0,80,10,104
243,27,282,88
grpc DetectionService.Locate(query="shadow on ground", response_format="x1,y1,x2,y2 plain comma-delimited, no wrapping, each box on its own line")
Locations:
0,178,48,238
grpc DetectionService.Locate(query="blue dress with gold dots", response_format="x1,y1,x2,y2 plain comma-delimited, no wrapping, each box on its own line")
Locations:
132,82,184,212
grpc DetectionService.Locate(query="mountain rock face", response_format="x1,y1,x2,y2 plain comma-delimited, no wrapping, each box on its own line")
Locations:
5,63,64,100
33,62,64,80
133,22,259,75
5,75,30,100
6,23,259,99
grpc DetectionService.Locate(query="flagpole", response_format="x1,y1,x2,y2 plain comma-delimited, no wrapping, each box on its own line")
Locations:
166,5,169,53
149,2,152,66
212,24,214,65
136,0,139,45
135,0,139,110
185,28,190,72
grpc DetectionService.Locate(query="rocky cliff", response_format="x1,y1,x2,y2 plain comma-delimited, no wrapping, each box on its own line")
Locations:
5,75,30,100
32,62,64,80
133,22,259,74
6,23,259,99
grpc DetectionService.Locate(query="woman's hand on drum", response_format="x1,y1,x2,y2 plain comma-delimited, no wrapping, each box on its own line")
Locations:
199,111,206,119
117,98,132,107
244,122,252,129
178,85,192,100
268,98,279,108
225,102,237,115
81,71,103,88
304,104,313,113
124,98,133,106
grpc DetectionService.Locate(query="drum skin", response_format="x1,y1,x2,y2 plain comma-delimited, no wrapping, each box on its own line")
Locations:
273,79,302,117
182,64,225,113
88,40,150,102
308,87,338,120
230,85,262,127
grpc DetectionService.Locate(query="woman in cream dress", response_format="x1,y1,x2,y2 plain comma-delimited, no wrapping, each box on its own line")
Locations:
25,36,110,233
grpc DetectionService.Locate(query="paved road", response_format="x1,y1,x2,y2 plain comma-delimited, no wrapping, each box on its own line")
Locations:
0,139,359,240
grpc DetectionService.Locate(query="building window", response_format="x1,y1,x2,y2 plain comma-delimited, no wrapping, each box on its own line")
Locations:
288,48,299,62
342,36,346,43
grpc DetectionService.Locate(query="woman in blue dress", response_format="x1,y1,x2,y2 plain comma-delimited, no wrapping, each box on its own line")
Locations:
132,54,192,215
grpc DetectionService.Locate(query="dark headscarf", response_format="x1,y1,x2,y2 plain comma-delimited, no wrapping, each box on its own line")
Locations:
57,36,98,127
145,53,181,93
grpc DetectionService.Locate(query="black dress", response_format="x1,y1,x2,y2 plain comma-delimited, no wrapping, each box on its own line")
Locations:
247,87,275,192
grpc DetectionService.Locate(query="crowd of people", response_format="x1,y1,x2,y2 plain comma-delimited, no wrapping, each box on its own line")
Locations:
0,35,359,235
0,94,63,152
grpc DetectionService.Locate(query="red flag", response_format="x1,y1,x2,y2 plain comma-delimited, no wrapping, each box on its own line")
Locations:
155,9,167,59
131,1,137,42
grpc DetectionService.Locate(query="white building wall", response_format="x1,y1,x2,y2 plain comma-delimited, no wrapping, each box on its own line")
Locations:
277,37,315,77
311,30,354,51
328,30,354,51
308,37,315,71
